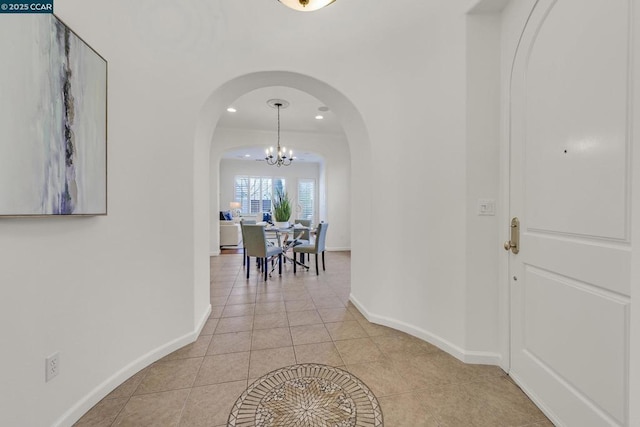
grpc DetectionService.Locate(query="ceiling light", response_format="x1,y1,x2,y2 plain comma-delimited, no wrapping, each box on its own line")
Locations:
265,99,293,167
315,115,324,120
277,0,336,12
244,154,251,158
227,107,237,113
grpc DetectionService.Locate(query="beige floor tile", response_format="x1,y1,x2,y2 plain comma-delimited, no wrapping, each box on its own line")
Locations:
429,352,505,385
105,368,148,399
249,347,296,378
357,320,398,337
254,301,286,314
285,299,316,312
229,286,257,296
221,303,255,318
74,253,552,427
346,358,415,397
325,320,369,341
253,312,289,330
311,296,345,309
371,332,440,358
194,352,249,386
214,315,254,334
210,296,228,307
317,307,355,323
307,291,338,301
524,420,556,427
385,352,452,390
210,287,232,298
346,303,368,320
294,342,344,365
334,337,385,364
251,327,293,350
420,376,548,427
282,290,312,301
225,294,256,305
178,381,247,427
163,335,212,361
134,358,202,395
254,292,285,303
290,324,332,345
199,318,219,336
207,331,252,355
112,389,190,426
73,397,128,427
287,309,323,326
378,393,440,427
209,305,224,319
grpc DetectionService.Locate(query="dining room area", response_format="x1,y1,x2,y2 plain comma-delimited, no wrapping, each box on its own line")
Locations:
210,86,352,261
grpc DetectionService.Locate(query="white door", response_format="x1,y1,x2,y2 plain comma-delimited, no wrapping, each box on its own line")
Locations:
508,0,632,425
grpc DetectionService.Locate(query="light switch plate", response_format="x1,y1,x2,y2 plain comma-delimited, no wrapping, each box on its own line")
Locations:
477,199,496,216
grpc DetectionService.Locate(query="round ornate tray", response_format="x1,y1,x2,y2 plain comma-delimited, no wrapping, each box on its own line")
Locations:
228,363,383,426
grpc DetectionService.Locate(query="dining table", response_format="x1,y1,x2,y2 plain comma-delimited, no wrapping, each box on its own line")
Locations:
264,224,311,272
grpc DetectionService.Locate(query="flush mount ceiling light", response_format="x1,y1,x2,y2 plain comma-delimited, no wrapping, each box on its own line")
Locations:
277,0,336,12
265,99,293,167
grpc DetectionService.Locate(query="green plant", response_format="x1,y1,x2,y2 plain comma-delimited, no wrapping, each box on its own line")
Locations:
272,189,292,222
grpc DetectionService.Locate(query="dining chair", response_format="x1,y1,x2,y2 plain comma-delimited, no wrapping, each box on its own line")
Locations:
293,222,329,275
240,218,256,266
285,219,311,262
243,225,282,280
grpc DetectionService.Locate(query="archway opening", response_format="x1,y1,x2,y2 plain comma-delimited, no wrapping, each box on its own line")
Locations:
211,86,349,256
193,71,374,325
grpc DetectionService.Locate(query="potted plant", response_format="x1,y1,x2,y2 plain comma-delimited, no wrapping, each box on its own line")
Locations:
272,189,292,228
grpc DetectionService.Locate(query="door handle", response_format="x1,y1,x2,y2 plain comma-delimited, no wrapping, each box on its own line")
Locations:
503,217,520,254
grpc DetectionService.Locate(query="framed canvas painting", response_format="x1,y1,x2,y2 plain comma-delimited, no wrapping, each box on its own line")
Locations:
0,14,107,216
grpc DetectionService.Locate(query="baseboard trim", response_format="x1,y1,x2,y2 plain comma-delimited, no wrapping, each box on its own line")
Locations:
210,250,221,256
327,247,350,251
349,294,502,366
53,304,212,427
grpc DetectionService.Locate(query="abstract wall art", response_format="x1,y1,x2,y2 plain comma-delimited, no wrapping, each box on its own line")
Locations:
0,14,107,216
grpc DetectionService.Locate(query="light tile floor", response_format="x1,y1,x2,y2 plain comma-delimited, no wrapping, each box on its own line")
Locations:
74,251,553,427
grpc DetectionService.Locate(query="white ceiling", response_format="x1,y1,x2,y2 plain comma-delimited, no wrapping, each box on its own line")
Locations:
218,86,344,163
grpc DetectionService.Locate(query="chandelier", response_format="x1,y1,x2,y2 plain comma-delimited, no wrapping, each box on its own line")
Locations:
277,0,336,12
265,99,293,167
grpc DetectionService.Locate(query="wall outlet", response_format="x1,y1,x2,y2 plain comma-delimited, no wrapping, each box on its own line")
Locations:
45,352,60,382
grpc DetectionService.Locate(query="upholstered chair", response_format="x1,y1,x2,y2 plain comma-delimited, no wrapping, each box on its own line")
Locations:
240,218,256,266
293,222,329,275
285,219,311,262
243,225,282,280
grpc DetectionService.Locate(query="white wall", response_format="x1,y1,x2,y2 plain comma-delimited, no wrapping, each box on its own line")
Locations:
210,128,351,254
1,2,208,425
464,11,502,359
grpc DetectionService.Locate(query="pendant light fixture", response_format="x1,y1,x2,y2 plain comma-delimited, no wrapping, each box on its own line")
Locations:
277,0,336,12
265,99,293,167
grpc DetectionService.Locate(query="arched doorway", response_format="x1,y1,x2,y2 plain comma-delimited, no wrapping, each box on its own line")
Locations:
193,71,374,324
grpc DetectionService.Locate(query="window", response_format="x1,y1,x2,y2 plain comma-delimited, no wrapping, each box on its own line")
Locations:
297,179,315,223
235,176,285,215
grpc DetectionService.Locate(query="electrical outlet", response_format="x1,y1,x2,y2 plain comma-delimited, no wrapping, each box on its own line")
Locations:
45,352,60,382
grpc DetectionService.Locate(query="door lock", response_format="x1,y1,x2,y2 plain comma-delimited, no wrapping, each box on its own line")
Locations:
503,217,520,254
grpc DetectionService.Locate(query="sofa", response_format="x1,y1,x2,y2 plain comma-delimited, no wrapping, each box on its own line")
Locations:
219,210,241,247
220,221,242,246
